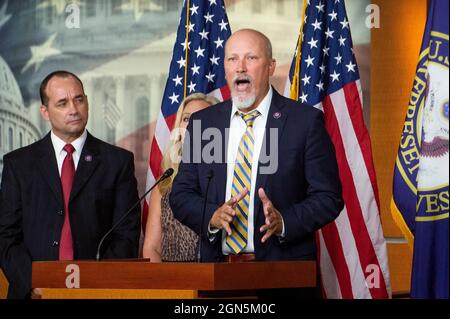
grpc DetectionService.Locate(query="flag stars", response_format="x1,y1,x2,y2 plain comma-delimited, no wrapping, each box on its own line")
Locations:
194,46,205,58
323,46,330,56
188,81,197,93
219,19,228,31
307,37,318,49
300,92,308,103
204,12,214,23
21,33,61,73
210,54,220,65
190,4,199,15
206,72,215,83
334,53,342,65
340,18,350,29
338,35,347,47
177,56,186,69
316,1,325,13
319,63,326,74
191,63,200,75
346,61,356,73
181,41,191,51
311,19,322,31
301,74,311,86
209,0,217,5
328,10,338,21
316,80,324,92
169,93,179,104
305,55,315,67
214,37,224,48
172,74,183,86
0,0,12,30
330,70,340,82
325,28,335,39
187,22,195,33
199,29,209,40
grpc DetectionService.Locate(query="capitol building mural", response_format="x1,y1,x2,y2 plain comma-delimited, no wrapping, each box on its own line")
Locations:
0,0,369,193
0,55,41,181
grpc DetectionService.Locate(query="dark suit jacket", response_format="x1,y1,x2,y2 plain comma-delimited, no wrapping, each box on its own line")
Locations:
170,89,344,263
0,132,141,299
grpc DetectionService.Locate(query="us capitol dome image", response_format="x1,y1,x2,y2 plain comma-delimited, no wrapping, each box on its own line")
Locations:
0,55,41,181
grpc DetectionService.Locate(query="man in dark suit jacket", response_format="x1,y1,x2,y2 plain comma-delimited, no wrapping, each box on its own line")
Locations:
0,71,141,299
170,29,344,264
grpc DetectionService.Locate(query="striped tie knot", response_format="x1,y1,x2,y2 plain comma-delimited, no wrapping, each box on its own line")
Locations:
239,110,261,128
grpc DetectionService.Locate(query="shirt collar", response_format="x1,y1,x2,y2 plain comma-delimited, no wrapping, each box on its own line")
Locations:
51,130,88,155
231,86,273,121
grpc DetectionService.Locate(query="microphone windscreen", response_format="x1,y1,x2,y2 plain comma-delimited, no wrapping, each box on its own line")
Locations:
163,168,174,179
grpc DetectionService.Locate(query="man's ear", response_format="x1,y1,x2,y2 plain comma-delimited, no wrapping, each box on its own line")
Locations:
269,59,276,76
40,105,49,121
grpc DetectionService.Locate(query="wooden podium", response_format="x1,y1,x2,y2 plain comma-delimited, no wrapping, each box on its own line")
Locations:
32,260,316,299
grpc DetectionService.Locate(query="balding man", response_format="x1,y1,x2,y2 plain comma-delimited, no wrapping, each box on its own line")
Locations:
0,71,141,299
170,29,343,266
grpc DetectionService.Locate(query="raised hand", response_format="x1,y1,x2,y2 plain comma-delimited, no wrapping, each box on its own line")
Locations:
258,188,283,243
209,188,249,236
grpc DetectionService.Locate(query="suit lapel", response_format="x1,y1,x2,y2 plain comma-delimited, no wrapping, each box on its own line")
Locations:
70,133,100,202
212,101,232,204
37,134,64,206
254,89,289,219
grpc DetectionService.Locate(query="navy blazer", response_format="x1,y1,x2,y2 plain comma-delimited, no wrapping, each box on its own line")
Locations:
0,132,141,299
170,89,344,262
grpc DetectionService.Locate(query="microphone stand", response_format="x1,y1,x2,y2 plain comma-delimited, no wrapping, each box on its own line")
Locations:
197,170,214,263
96,168,174,261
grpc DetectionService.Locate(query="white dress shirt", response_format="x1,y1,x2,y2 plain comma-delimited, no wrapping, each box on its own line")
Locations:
50,130,87,176
208,87,286,253
222,87,272,254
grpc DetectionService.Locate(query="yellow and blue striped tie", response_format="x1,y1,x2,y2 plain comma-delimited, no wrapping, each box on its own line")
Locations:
226,109,261,254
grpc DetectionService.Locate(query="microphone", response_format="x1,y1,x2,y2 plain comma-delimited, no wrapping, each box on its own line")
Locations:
96,168,174,261
197,169,214,263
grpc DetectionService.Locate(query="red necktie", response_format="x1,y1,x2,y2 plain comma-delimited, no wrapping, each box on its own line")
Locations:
59,144,75,260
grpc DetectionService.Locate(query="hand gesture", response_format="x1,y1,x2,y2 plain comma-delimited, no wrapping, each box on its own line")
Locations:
258,188,283,243
209,188,249,235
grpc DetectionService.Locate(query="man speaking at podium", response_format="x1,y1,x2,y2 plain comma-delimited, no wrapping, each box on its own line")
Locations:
170,29,343,270
0,71,141,299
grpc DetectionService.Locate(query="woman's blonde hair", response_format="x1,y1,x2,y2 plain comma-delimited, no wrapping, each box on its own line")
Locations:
159,93,219,195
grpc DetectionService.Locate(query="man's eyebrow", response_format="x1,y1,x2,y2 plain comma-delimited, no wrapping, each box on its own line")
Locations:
56,97,68,104
74,94,84,99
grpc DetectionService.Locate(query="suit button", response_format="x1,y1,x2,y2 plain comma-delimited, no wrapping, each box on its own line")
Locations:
57,210,64,216
52,241,59,247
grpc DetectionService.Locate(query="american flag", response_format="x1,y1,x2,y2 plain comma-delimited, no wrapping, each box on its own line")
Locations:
143,0,232,229
285,0,391,298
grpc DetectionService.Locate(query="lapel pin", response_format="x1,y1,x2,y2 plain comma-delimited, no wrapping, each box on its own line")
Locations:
84,155,93,162
273,112,281,119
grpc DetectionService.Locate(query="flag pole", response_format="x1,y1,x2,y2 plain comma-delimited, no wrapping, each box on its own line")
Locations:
290,0,308,101
183,0,191,100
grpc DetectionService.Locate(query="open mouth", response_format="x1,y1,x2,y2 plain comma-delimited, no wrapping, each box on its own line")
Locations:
234,77,252,92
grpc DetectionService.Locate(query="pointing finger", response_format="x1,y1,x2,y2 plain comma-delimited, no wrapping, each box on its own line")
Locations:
234,187,249,204
258,188,269,204
226,187,248,207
